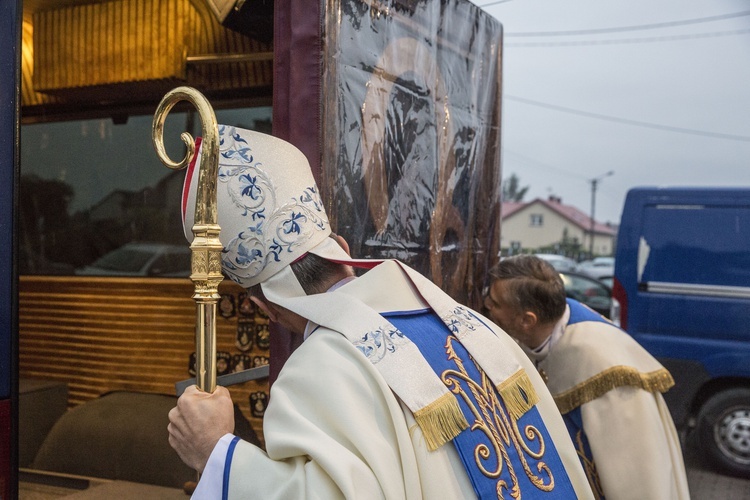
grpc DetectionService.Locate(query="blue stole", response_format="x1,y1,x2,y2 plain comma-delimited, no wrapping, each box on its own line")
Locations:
385,309,576,499
567,298,610,326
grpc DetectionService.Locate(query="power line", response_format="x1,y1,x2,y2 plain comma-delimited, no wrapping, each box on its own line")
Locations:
504,95,750,142
478,0,515,7
503,148,587,180
505,28,750,47
503,10,750,37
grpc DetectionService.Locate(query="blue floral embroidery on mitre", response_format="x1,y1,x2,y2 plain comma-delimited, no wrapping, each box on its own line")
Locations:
214,125,329,285
239,174,263,200
283,212,306,235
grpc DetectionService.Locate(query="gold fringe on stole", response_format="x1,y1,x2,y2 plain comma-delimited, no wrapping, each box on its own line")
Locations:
497,369,540,421
554,366,675,415
413,392,469,451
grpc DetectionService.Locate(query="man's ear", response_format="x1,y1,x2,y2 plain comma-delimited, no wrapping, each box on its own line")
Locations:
520,310,538,330
250,296,279,322
332,233,352,257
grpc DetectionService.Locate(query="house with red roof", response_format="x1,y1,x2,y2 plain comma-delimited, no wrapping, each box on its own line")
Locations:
501,196,617,257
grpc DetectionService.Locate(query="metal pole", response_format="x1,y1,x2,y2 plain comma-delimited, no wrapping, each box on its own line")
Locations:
588,171,614,258
589,179,597,258
151,87,221,393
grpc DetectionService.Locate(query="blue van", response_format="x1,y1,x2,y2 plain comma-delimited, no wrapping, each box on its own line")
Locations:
613,187,750,477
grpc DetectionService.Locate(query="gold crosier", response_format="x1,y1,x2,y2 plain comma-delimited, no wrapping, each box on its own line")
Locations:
152,86,221,393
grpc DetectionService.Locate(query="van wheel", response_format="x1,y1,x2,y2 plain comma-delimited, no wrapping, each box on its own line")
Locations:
696,388,750,478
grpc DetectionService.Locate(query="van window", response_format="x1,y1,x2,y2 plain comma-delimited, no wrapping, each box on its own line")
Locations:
641,205,750,287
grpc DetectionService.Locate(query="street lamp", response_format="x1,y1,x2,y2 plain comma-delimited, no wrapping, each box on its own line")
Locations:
588,170,614,258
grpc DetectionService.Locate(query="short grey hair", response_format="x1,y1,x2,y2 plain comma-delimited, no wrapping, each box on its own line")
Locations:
249,249,350,299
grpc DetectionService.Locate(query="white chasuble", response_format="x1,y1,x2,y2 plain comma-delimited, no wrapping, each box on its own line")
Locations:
214,261,594,499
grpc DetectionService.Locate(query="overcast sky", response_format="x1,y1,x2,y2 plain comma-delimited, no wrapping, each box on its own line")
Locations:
478,0,750,225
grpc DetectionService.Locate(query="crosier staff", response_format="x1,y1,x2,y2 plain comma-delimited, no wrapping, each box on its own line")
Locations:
152,86,220,393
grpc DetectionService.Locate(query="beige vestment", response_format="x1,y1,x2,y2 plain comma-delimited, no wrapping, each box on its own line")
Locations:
535,302,690,500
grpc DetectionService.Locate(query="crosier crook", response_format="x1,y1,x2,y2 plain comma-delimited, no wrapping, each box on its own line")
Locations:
152,86,221,394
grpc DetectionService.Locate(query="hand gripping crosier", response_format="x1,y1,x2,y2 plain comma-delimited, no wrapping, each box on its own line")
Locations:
152,86,220,393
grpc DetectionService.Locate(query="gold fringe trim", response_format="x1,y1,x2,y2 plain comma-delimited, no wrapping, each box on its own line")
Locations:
413,392,469,451
554,366,675,415
497,369,540,421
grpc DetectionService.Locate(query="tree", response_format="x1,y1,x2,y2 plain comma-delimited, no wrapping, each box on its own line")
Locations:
502,173,529,202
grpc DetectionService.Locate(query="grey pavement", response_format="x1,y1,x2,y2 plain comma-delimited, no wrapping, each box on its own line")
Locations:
684,440,750,500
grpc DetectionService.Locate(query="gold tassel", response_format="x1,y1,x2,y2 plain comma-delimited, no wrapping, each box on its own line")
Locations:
554,366,675,415
497,369,540,421
413,392,469,451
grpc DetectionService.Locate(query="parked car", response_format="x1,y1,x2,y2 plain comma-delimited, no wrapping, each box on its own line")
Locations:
614,186,750,478
75,242,191,277
577,256,615,280
559,271,615,320
534,253,579,272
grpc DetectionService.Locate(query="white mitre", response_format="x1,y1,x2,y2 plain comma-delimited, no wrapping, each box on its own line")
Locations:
181,125,355,296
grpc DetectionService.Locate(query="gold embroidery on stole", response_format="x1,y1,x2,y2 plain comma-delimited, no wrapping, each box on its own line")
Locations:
441,337,556,499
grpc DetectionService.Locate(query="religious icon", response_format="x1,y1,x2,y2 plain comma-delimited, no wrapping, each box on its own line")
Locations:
250,391,269,418
319,0,502,310
219,294,236,319
252,355,269,368
238,292,255,317
216,351,232,376
231,353,253,373
236,320,254,352
254,323,270,350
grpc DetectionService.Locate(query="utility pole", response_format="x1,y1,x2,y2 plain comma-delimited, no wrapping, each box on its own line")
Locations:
588,170,614,258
